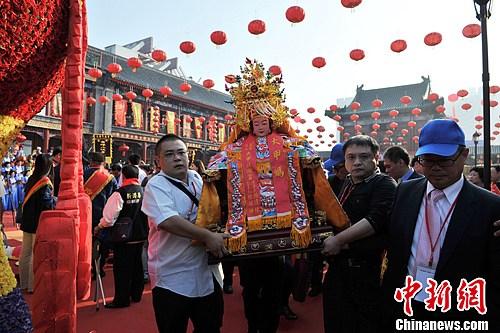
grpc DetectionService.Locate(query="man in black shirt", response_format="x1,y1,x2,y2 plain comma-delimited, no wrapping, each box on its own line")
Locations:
321,135,397,333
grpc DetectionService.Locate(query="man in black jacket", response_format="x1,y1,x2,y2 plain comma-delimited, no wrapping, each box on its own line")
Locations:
94,165,148,308
383,145,423,182
321,135,397,333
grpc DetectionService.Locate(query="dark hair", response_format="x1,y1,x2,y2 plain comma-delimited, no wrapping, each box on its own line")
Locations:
410,156,419,167
25,154,52,195
122,165,139,179
343,135,379,156
383,146,410,166
469,167,484,182
192,159,205,173
88,152,105,164
128,154,141,166
155,134,186,156
111,163,122,172
52,146,62,157
493,165,500,173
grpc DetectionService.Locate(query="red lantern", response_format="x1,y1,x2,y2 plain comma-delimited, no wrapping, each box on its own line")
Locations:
98,95,109,105
401,129,409,136
435,105,446,113
125,91,137,101
400,95,412,106
475,124,483,130
495,122,500,128
127,57,142,72
337,126,344,132
490,85,500,94
285,6,305,23
350,114,359,122
174,118,181,125
317,126,325,132
269,65,282,76
307,128,313,133
16,134,27,143
88,68,102,79
209,115,217,122
457,89,469,98
86,96,96,106
248,19,266,35
397,136,404,143
152,49,167,62
224,114,233,121
462,24,481,38
290,109,298,116
225,75,237,84
333,115,342,121
424,32,442,46
371,99,383,109
203,79,215,90
300,119,306,124
307,107,316,114
390,39,407,53
412,136,419,143
351,102,361,111
107,63,122,77
329,134,335,138
341,0,362,9
112,94,123,102
411,108,422,116
354,124,362,132
314,118,321,123
329,105,338,112
370,131,378,138
349,49,365,61
210,31,227,46
142,88,153,100
312,57,326,69
118,143,130,157
371,111,381,120
427,92,439,103
475,115,484,122
386,130,394,136
180,41,196,54
372,123,380,130
408,121,417,128
180,82,192,94
389,122,398,129
389,109,399,118
448,94,458,103
494,130,500,136
343,132,351,138
160,86,172,97
491,100,498,108
461,103,472,111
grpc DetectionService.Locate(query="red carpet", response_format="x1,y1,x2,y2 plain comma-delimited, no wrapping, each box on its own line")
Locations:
2,218,324,333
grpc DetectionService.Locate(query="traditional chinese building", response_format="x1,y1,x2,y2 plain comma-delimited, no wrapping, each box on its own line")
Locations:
325,76,446,155
20,38,234,164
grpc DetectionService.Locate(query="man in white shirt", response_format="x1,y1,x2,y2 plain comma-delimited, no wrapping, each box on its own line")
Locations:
142,134,228,333
128,154,147,184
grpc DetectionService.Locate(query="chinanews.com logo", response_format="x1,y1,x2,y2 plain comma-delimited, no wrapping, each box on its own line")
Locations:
393,276,489,331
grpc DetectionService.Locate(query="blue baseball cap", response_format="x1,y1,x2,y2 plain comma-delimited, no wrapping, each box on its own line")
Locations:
325,143,345,169
415,119,465,157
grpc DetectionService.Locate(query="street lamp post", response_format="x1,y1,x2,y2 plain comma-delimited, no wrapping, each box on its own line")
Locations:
474,0,492,190
473,131,480,167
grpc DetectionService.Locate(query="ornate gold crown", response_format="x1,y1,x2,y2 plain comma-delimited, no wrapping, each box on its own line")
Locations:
227,59,289,132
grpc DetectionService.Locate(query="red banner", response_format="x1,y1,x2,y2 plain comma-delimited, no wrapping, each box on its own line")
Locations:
114,100,127,127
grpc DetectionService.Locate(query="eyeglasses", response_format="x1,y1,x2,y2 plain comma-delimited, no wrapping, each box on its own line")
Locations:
162,150,187,160
418,151,462,168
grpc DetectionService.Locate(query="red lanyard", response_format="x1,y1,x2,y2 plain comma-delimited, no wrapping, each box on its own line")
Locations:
338,182,356,205
424,192,459,267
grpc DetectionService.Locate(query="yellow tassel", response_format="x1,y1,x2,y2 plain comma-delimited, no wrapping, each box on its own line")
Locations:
380,250,388,285
226,230,247,253
247,217,263,232
290,225,312,248
275,214,291,229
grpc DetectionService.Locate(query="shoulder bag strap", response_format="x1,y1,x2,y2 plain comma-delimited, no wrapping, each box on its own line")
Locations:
160,175,199,207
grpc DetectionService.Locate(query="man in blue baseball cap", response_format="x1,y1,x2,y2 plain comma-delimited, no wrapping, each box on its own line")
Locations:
320,120,500,330
325,143,347,196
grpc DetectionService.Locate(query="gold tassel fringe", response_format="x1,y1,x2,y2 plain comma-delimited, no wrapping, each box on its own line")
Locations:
226,230,247,253
290,224,312,249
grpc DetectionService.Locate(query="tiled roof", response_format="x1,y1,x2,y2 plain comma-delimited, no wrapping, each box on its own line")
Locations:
86,46,234,113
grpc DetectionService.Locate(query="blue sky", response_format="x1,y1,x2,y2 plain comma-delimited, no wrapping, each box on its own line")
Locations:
87,0,500,144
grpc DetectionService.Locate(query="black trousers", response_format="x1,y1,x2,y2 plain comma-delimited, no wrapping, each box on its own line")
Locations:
112,242,144,305
222,261,235,287
239,257,283,333
323,257,382,333
152,278,223,333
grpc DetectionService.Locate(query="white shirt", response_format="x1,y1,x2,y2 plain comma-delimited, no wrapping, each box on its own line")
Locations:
407,176,464,277
135,165,147,184
141,170,222,297
98,191,123,228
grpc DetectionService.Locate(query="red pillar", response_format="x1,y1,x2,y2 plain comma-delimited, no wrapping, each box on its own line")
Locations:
43,128,50,153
